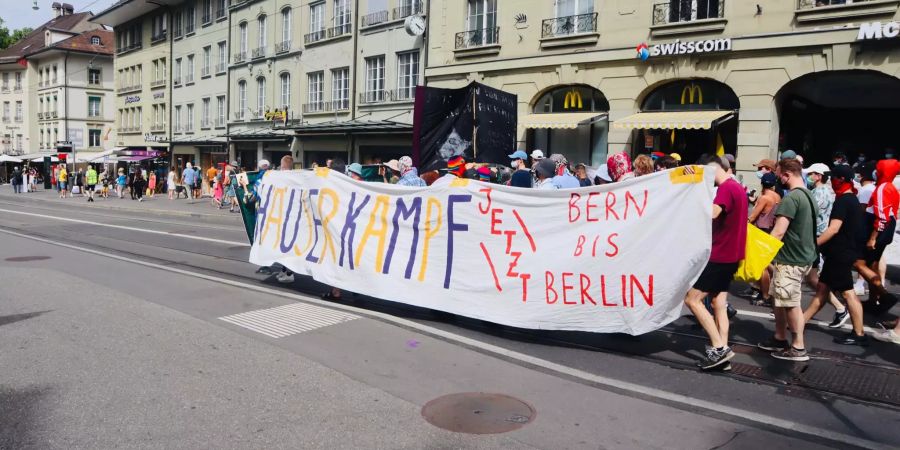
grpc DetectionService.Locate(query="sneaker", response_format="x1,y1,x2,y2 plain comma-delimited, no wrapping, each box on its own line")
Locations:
827,309,850,328
772,347,810,362
697,346,734,370
757,337,789,352
834,332,869,346
275,272,294,284
255,266,273,275
872,329,900,344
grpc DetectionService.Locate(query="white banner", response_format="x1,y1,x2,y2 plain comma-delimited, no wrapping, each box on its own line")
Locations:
249,167,716,335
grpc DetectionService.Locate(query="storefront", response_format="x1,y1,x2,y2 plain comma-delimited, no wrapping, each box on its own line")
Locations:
521,85,610,166
292,120,413,168
168,136,229,172
227,128,296,171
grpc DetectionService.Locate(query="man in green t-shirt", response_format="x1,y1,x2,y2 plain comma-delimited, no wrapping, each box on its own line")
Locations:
85,166,98,202
757,158,818,362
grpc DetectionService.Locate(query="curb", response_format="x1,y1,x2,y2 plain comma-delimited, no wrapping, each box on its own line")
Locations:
0,191,241,220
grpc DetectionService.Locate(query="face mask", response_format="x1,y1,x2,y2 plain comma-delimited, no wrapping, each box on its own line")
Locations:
806,175,816,187
834,160,842,166
756,170,765,179
511,160,520,169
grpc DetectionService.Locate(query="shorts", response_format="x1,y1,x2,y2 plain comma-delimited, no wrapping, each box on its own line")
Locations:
864,218,896,264
693,261,739,294
769,263,811,308
820,254,856,293
87,184,96,191
58,181,67,190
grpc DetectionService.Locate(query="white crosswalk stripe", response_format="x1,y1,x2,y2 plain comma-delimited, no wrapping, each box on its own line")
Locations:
219,303,359,338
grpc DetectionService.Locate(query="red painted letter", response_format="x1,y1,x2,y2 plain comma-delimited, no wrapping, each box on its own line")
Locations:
545,271,558,304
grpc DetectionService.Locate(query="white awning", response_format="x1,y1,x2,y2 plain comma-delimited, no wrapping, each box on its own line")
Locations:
612,110,734,130
519,112,608,129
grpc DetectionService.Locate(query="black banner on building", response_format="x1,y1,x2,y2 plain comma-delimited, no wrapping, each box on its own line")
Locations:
413,82,517,172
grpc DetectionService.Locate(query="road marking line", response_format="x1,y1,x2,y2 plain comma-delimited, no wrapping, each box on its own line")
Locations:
219,303,359,338
0,208,250,247
0,227,890,450
736,309,878,334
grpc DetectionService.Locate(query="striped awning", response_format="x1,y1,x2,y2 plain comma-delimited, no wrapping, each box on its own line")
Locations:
519,112,608,130
612,110,734,130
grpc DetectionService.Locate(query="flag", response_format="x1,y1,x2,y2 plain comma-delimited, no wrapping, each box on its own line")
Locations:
715,132,725,156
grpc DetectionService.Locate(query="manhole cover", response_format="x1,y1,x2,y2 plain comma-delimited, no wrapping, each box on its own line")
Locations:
421,392,535,434
5,256,51,262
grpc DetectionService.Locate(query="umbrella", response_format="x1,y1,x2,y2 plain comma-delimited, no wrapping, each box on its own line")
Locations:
0,154,23,163
31,155,59,162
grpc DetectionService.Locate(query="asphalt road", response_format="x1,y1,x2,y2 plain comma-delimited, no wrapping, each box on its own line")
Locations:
0,188,898,449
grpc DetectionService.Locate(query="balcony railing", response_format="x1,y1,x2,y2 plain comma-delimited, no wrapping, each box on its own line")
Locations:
797,0,876,8
276,40,292,54
393,1,424,20
327,22,352,38
542,12,598,38
13,85,22,93
652,0,724,26
304,30,326,44
302,102,325,113
151,31,167,43
116,42,142,54
455,27,500,49
117,84,142,93
303,101,349,113
49,111,58,118
392,87,416,102
359,91,386,104
234,51,247,63
252,47,266,59
151,79,166,88
51,78,58,85
37,112,44,119
362,10,388,27
1,86,8,93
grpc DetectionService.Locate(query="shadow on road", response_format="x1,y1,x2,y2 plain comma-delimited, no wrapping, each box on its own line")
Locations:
0,311,51,328
0,385,50,449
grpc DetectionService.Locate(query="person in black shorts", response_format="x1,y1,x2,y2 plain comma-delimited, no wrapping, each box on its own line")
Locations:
804,165,868,345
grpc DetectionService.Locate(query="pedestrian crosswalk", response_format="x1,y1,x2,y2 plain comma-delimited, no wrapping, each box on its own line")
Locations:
218,303,359,338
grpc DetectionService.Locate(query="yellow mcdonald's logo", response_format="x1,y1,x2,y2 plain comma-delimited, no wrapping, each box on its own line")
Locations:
264,109,287,121
680,83,704,105
564,89,583,110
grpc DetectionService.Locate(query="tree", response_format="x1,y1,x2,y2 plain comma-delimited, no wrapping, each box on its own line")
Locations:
0,18,33,50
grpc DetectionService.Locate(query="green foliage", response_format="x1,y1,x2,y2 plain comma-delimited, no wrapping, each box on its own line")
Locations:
0,18,33,50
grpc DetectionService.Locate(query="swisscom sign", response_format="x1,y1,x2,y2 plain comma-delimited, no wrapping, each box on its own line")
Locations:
637,38,732,60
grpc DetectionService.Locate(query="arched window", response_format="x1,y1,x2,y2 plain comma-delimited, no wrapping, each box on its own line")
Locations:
238,22,248,55
256,77,266,117
257,15,267,49
533,85,609,114
642,79,738,111
280,73,291,109
281,8,292,45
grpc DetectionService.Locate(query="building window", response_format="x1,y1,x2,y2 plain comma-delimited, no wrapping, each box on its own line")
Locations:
257,15,267,50
151,14,167,41
186,55,194,82
217,42,226,73
202,0,212,24
15,101,22,121
239,22,248,57
1,73,7,90
88,96,101,117
216,95,225,126
655,0,723,25
545,0,596,37
256,77,266,117
202,46,211,76
334,0,352,33
173,9,183,38
186,103,194,131
237,81,247,119
280,7,292,51
308,71,323,111
280,73,291,109
202,98,211,127
332,68,349,110
174,58,182,84
216,0,226,19
14,72,20,91
16,134,22,152
89,129,101,147
461,0,497,47
185,6,196,34
91,35,101,45
175,105,182,132
364,56,385,102
308,2,325,42
88,68,101,85
397,51,419,100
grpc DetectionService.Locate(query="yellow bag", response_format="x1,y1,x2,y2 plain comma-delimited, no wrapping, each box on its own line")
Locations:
734,224,783,282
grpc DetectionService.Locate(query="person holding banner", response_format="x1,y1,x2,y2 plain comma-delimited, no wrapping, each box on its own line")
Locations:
683,155,747,370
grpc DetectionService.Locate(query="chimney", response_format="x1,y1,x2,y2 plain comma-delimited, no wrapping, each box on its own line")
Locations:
62,3,74,16
52,2,62,17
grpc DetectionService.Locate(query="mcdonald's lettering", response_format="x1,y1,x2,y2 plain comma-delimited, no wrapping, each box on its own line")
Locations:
680,84,703,105
857,21,900,41
564,90,584,110
645,38,732,58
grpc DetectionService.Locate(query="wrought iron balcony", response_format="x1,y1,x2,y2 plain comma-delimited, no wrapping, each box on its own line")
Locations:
50,111,58,118
276,40,292,54
362,10,388,27
233,111,245,120
392,87,416,102
13,86,22,93
327,22,352,38
252,47,266,59
304,101,350,113
652,0,724,26
302,102,325,113
14,115,23,122
393,1,424,20
233,51,247,63
1,86,8,93
304,30,326,44
797,0,876,8
542,12,598,38
359,90,386,104
1,116,9,123
455,27,499,49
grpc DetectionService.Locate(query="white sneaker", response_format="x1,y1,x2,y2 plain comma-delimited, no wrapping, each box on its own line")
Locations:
872,329,900,344
276,272,294,284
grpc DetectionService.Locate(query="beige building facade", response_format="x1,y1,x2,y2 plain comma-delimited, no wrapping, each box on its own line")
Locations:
425,0,900,178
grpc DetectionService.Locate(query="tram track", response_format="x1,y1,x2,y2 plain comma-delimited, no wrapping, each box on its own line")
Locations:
2,216,898,412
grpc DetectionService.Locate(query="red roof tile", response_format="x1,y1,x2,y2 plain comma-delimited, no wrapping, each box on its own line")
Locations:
0,12,96,61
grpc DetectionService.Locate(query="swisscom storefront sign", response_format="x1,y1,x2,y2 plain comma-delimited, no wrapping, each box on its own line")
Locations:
857,21,900,41
637,38,732,60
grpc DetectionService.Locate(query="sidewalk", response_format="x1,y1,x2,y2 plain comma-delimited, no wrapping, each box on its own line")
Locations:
0,184,243,220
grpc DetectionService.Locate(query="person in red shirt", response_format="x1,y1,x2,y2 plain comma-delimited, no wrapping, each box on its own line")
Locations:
683,155,748,370
856,159,900,314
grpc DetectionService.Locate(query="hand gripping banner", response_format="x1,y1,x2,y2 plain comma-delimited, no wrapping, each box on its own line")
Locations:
249,167,715,335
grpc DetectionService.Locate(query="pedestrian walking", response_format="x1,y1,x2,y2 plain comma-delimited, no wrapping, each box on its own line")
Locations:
58,165,68,198
757,159,818,361
10,166,22,193
803,165,869,346
167,167,177,200
116,168,126,199
182,163,196,199
85,165,98,202
746,172,780,307
223,162,237,212
683,155,747,370
858,158,900,314
133,171,146,202
148,171,157,198
100,168,110,199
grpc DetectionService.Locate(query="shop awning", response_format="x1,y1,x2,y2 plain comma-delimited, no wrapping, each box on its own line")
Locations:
612,110,734,130
519,113,608,129
118,156,155,162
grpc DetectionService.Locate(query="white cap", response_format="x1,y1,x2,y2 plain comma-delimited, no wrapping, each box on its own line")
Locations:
530,149,545,160
258,159,271,169
806,163,830,175
596,164,613,182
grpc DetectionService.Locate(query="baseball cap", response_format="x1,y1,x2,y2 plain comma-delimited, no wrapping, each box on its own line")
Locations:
257,159,270,169
508,150,528,160
530,149,545,160
760,172,777,187
347,162,363,176
781,150,797,160
534,159,556,178
754,159,776,171
829,164,854,180
596,164,613,182
806,163,830,175
382,159,401,172
669,153,682,162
